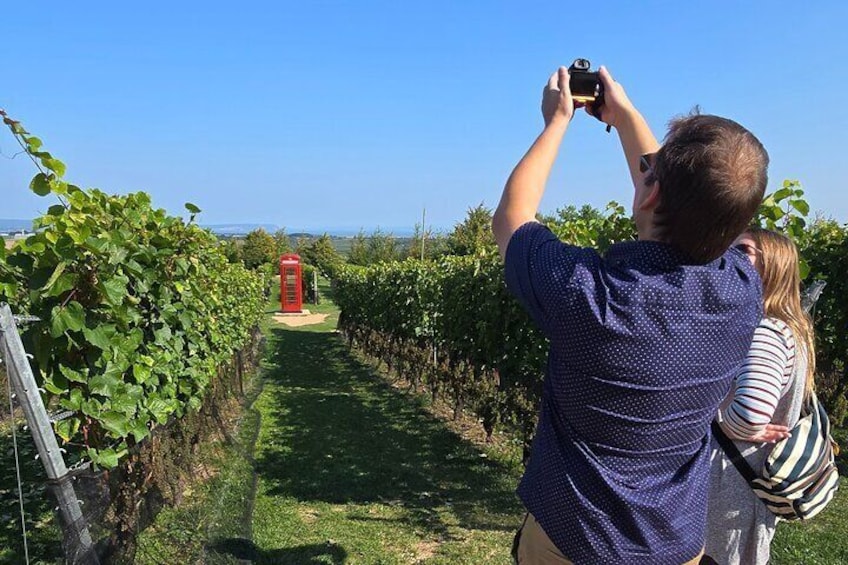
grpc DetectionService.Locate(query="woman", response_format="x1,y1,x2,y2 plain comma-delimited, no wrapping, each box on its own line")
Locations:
703,227,816,564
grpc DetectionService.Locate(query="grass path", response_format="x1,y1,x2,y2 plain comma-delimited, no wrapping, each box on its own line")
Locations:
209,292,524,564
226,284,848,565
4,280,847,563
153,282,848,564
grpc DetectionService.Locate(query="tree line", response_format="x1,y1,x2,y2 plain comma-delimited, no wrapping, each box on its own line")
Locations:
225,203,503,274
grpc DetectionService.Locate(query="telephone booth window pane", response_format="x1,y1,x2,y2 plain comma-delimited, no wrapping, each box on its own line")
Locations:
284,268,297,303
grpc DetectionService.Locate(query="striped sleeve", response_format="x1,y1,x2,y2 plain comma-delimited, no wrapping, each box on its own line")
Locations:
720,318,795,439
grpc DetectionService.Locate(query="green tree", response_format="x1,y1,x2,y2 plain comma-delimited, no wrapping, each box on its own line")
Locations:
348,230,369,266
405,223,448,260
221,237,243,264
797,217,848,426
447,204,496,257
242,228,277,269
300,234,344,276
367,228,399,264
543,202,636,253
274,228,292,257
346,228,406,266
295,235,311,257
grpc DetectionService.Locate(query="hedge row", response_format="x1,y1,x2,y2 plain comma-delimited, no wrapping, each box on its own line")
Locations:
0,114,266,467
335,256,544,442
334,188,848,448
333,202,635,442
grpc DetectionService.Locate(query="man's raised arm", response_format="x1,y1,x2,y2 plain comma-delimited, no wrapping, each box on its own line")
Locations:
592,67,660,199
492,67,575,259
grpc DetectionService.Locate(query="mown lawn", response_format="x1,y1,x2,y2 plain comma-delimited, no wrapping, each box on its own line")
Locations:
216,281,848,564
133,367,263,564
237,280,848,564
236,285,523,564
137,280,524,564
3,279,848,563
0,420,62,564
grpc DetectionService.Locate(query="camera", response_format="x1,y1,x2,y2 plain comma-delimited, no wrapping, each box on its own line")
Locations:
568,58,607,129
568,58,603,103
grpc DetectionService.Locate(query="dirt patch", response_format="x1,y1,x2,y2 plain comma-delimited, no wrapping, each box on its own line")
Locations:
272,312,329,327
297,508,320,524
414,540,439,562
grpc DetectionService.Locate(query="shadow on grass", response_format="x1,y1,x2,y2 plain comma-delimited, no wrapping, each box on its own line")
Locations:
255,327,521,540
0,428,63,564
209,537,346,564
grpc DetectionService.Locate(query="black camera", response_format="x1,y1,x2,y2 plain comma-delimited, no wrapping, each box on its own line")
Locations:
568,58,607,128
568,58,603,103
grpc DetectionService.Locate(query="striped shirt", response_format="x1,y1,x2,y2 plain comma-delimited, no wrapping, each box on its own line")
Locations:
720,318,796,438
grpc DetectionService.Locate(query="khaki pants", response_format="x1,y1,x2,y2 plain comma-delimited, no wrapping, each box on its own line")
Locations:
512,513,705,565
513,513,574,564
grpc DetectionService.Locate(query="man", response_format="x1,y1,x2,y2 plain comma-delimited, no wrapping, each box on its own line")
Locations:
492,66,768,564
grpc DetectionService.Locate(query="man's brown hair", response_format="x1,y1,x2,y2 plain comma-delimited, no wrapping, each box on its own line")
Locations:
651,114,769,263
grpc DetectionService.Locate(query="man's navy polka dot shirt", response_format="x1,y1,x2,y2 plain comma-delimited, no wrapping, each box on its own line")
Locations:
504,222,762,564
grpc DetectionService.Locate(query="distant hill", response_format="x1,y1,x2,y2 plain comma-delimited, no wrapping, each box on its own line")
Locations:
0,219,33,232
208,226,423,238
286,227,421,237
203,223,279,236
2,219,428,238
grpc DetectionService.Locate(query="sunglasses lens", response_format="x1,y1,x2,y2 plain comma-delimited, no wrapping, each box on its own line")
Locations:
639,152,657,174
735,243,758,256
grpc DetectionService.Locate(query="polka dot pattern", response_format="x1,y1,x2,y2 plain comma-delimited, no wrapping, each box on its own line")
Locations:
504,222,762,564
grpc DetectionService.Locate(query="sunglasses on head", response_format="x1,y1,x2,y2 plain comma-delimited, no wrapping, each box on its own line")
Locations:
734,242,762,256
639,152,656,174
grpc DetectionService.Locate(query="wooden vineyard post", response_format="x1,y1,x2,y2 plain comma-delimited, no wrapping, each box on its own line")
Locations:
421,207,426,261
0,304,99,564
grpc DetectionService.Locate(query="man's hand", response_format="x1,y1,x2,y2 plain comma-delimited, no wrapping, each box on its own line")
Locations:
542,67,575,126
588,67,636,130
493,67,574,258
586,66,659,208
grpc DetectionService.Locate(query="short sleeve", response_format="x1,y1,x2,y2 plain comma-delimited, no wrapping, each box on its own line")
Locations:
504,221,601,336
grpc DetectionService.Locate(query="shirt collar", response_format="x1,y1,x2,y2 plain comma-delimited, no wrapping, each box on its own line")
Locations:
604,240,727,270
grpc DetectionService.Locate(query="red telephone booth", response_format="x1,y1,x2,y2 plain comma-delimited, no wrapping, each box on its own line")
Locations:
280,254,303,313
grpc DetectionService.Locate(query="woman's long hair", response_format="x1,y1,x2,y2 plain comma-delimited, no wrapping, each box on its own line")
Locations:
747,227,816,398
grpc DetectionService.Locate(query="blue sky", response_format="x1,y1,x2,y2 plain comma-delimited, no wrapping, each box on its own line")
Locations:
2,1,847,232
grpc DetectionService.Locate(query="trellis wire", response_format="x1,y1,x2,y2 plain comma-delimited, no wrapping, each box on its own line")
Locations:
1,328,30,564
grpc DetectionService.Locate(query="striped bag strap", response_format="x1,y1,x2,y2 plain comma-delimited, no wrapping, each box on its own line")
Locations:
711,420,758,484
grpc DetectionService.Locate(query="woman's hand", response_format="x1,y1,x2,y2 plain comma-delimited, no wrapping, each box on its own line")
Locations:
721,421,791,444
